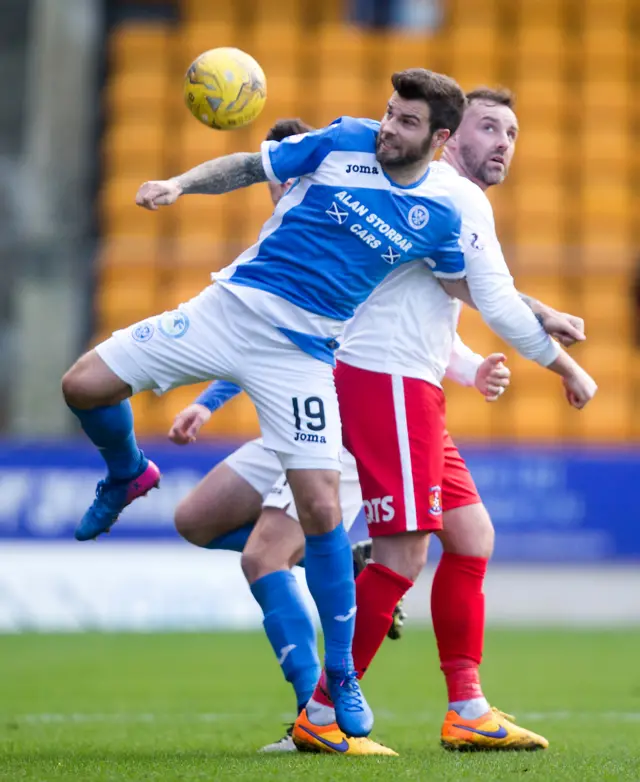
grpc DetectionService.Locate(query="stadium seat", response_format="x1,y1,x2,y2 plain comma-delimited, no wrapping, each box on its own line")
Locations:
510,393,563,441
443,384,493,440
514,130,562,179
96,264,158,332
102,176,169,238
102,121,165,178
108,24,172,71
578,388,633,441
515,27,564,79
181,0,235,24
105,70,170,123
513,182,564,245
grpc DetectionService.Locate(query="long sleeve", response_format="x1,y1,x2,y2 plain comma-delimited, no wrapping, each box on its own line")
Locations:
194,380,242,413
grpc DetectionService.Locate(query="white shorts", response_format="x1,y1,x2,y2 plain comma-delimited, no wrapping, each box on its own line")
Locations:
226,438,362,531
96,284,343,470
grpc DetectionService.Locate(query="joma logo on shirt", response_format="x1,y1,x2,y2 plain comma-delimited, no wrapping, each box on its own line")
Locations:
294,432,327,443
345,163,379,175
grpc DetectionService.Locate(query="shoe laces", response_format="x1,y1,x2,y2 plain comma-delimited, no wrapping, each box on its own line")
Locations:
333,670,365,713
491,707,516,722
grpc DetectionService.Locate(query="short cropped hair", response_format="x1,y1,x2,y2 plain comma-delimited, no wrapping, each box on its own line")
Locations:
391,68,467,135
266,118,314,142
466,87,515,109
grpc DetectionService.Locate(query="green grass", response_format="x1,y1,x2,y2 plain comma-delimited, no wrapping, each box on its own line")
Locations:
1,629,639,781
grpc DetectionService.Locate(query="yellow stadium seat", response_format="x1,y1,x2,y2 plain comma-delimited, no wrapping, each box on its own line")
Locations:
443,385,493,440
581,275,633,337
515,0,562,26
513,244,565,275
379,32,443,74
101,176,168,238
171,236,231,271
181,0,235,24
515,27,564,79
510,393,563,441
512,80,565,128
577,388,633,442
96,265,158,332
514,130,562,179
447,0,498,27
179,22,239,63
102,121,165,178
513,274,567,311
578,341,633,389
513,182,564,244
582,30,629,79
105,70,170,122
98,236,162,269
582,0,628,28
130,392,167,437
315,25,369,77
581,81,630,124
109,24,172,71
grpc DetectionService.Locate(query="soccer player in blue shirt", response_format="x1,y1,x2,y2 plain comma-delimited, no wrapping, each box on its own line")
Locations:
61,68,470,739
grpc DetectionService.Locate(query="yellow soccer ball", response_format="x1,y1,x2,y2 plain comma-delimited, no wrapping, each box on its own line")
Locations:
183,47,267,130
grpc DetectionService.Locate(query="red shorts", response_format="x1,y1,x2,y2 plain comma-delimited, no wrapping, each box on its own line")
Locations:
335,361,480,537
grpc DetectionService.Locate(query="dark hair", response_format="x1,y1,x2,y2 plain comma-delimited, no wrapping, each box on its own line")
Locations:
466,87,515,109
391,68,466,135
266,118,313,142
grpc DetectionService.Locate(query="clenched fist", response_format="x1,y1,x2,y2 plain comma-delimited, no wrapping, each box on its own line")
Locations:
136,179,183,211
475,353,510,402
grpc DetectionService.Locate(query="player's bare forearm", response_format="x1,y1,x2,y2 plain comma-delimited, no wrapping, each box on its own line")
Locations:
172,152,268,195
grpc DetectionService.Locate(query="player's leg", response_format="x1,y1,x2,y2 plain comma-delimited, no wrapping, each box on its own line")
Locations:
241,501,320,736
61,349,160,541
434,434,548,751
174,439,282,549
306,364,444,726
62,285,235,541
242,346,371,739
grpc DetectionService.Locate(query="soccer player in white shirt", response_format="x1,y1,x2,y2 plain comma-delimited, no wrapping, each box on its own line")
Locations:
61,69,474,739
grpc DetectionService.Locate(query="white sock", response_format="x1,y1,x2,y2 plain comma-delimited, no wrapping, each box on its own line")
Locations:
306,696,337,726
449,697,491,720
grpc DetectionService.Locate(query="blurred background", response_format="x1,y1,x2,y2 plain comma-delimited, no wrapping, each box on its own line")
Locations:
0,0,638,632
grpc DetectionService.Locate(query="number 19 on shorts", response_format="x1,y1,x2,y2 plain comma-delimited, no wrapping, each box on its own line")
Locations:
291,396,327,443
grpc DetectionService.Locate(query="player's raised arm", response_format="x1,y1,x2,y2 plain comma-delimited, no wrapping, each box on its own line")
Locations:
136,153,268,210
439,188,596,408
136,120,343,210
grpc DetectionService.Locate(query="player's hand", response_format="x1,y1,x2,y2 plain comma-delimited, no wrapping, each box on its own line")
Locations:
136,179,183,210
562,367,598,410
168,404,211,445
475,353,510,402
539,309,585,348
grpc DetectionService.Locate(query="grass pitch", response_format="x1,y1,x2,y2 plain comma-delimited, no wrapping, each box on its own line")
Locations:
1,628,639,781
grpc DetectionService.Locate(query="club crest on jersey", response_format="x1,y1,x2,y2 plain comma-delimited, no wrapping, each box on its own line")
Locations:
408,204,429,230
132,322,154,342
159,310,190,339
428,485,442,516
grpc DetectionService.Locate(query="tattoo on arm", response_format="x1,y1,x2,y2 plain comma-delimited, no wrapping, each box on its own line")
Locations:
519,292,546,325
173,152,268,195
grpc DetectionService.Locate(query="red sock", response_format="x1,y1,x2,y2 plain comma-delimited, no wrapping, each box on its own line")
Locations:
310,562,413,706
431,552,488,703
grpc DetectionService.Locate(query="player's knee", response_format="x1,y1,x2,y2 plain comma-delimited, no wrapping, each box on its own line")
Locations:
295,495,341,535
439,504,495,558
241,545,286,584
174,498,210,547
61,363,91,409
372,533,427,581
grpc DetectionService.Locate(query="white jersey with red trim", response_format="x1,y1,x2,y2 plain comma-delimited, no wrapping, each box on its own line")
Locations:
337,160,560,385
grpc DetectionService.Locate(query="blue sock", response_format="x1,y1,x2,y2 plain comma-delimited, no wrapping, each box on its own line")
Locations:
69,401,143,481
204,522,255,553
250,570,320,711
304,523,356,671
